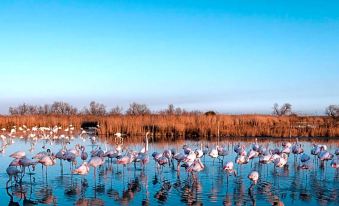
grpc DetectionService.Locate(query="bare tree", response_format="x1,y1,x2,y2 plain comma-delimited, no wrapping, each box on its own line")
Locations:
8,106,19,115
326,105,339,118
166,104,175,115
82,101,107,115
272,103,292,116
8,103,38,115
280,103,292,116
126,102,151,115
272,103,280,116
109,106,123,115
50,101,78,115
38,104,51,115
175,107,183,115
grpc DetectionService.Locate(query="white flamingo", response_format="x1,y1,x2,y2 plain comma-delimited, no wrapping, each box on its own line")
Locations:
72,162,90,175
248,171,259,185
209,145,219,164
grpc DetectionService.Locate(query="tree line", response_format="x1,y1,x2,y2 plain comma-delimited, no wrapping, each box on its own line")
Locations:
7,102,202,116
7,101,339,118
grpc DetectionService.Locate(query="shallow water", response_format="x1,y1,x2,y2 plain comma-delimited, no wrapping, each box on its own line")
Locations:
0,136,338,206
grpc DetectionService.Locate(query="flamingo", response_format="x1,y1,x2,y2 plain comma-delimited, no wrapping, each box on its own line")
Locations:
318,148,334,161
183,151,196,165
195,147,204,159
281,145,291,156
19,156,38,176
6,166,21,188
9,159,21,167
248,149,259,165
173,152,186,171
183,145,192,155
217,146,229,162
139,132,150,154
248,171,259,185
292,138,304,157
195,143,204,159
252,138,260,151
223,161,237,184
163,149,172,166
209,145,219,164
10,151,26,159
64,151,77,171
88,156,104,178
135,133,150,168
330,158,339,169
274,153,288,168
235,154,249,166
334,148,339,156
300,153,310,164
38,155,56,176
33,149,51,160
186,158,204,179
81,146,88,161
72,162,90,175
55,148,66,173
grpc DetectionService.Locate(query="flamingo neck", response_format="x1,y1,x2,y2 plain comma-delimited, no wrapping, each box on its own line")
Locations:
145,136,149,152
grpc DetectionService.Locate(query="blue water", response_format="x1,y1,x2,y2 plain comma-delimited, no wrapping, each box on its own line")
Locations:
0,136,338,206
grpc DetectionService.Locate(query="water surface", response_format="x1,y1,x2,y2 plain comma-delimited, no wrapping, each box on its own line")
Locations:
0,136,338,206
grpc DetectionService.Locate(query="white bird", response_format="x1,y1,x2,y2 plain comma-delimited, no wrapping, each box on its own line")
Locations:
195,143,204,158
73,162,90,175
209,145,219,164
223,161,237,176
251,138,260,151
248,171,259,185
274,153,288,168
186,158,204,174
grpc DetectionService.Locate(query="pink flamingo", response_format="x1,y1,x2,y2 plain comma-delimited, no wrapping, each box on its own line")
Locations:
186,158,204,180
38,155,56,177
173,152,186,171
6,166,21,188
10,151,26,159
330,158,338,169
19,156,38,176
88,156,104,178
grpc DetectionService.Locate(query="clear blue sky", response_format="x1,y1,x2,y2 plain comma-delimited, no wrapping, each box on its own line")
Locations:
0,0,338,114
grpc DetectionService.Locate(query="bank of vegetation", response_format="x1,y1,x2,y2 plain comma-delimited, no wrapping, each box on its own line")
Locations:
1,101,338,140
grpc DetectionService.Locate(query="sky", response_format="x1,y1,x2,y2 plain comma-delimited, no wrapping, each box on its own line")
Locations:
0,0,338,114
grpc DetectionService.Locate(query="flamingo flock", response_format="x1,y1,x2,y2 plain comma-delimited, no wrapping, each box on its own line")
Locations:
1,124,339,205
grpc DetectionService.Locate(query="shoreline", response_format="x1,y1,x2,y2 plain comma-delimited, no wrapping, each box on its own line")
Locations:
0,114,338,139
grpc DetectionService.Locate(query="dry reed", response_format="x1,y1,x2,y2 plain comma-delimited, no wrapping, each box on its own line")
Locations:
0,114,338,140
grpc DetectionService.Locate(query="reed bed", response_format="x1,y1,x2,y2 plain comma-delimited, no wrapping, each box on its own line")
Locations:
0,114,338,140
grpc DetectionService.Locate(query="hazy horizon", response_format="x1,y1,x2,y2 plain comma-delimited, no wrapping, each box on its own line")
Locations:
1,1,338,115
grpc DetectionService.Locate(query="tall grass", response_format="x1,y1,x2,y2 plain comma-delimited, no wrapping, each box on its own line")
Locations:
0,114,338,140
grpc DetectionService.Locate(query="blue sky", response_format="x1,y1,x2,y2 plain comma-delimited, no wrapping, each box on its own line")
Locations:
0,0,338,114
